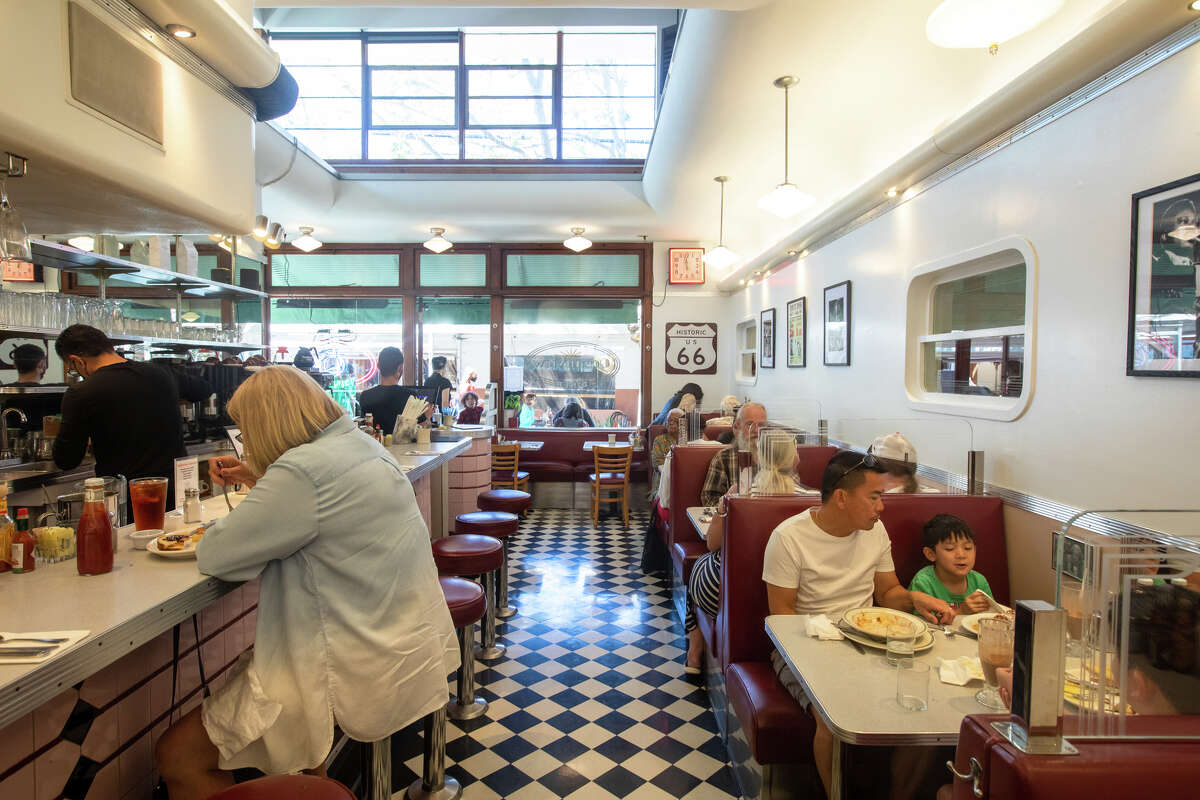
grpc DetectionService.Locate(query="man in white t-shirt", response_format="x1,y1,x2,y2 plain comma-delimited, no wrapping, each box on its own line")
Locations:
762,450,954,798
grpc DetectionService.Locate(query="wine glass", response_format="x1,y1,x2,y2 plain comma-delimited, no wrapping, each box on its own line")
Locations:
0,176,30,262
976,616,1014,710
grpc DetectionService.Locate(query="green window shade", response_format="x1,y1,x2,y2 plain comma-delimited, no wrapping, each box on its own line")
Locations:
420,297,490,324
420,253,487,286
235,299,263,324
504,298,638,325
269,298,403,325
270,253,400,287
930,262,1025,334
506,254,639,287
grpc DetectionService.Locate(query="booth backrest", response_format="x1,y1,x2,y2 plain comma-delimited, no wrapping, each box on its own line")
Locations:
703,421,731,440
667,445,726,548
720,494,1009,669
496,428,649,480
795,445,837,490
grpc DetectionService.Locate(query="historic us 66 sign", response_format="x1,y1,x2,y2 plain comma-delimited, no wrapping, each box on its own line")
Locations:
665,322,718,375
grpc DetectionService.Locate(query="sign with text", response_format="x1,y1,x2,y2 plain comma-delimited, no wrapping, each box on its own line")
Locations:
1,260,38,282
665,322,718,375
173,456,199,510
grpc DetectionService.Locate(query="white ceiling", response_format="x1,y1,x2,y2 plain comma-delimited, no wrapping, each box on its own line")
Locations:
258,0,1191,254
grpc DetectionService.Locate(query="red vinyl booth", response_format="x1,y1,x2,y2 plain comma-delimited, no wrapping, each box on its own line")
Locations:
718,494,1010,789
498,428,650,484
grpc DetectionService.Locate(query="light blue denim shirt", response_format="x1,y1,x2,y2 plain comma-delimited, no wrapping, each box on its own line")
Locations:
196,414,458,773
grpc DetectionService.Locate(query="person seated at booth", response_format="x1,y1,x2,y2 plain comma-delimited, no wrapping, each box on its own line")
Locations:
700,402,767,505
908,513,995,615
518,391,538,427
651,382,704,426
156,366,458,799
456,391,483,424
762,450,954,798
868,432,940,493
650,408,684,497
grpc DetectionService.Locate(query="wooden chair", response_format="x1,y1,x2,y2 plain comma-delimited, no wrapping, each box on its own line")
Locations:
491,442,530,491
589,445,633,528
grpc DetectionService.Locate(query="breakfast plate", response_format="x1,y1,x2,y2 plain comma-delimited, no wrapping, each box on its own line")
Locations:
146,528,205,560
146,538,197,559
956,612,1007,637
841,607,927,640
839,625,935,653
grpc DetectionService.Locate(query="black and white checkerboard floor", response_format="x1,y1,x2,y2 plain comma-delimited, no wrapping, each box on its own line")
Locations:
390,509,740,799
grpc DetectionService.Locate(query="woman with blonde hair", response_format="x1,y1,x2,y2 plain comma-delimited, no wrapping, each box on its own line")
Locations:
156,366,458,799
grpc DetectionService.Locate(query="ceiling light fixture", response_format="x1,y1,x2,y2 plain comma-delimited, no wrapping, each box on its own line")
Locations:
292,226,323,253
563,227,592,252
207,233,223,242
424,227,453,254
758,76,815,219
885,187,899,198
1192,1,1200,10
926,0,1064,54
702,176,740,270
264,223,282,250
252,215,269,240
67,235,94,252
165,24,196,39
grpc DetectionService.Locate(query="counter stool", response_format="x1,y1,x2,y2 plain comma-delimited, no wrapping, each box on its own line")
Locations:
455,511,519,624
210,775,354,799
439,577,488,720
473,491,530,618
432,534,505,661
405,706,460,800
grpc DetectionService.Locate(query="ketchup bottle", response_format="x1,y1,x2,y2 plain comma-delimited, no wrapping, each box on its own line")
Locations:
76,478,114,576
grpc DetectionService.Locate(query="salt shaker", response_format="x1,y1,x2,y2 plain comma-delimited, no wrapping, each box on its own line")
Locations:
183,488,202,523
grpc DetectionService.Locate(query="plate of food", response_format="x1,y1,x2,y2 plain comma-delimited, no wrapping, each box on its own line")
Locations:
841,607,927,641
147,527,206,559
839,625,936,654
956,612,1009,637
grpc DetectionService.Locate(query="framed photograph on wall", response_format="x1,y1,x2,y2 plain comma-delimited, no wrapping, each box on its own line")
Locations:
668,248,706,285
1128,171,1200,377
786,297,806,368
823,280,851,366
760,308,776,368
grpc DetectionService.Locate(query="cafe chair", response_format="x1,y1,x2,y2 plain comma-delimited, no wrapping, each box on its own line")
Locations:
589,445,633,529
209,775,354,799
431,534,505,661
490,442,530,492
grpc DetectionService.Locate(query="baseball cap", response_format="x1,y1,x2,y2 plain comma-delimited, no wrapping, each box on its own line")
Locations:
868,432,917,464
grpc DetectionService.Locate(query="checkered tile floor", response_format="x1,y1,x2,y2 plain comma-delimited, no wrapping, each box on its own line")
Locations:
390,509,740,799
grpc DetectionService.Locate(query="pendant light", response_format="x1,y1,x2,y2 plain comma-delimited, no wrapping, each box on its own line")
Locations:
252,215,269,241
926,0,1065,54
758,76,814,219
702,176,739,270
292,226,323,252
424,227,453,253
563,227,592,252
264,223,283,250
67,235,95,252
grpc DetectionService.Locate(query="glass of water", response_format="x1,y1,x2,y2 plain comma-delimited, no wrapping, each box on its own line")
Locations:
885,623,916,666
896,661,930,711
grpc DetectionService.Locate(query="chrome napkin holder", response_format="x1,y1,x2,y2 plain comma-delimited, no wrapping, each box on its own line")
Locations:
992,600,1077,755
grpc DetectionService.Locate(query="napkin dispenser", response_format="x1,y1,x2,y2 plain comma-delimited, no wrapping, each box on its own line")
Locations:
992,600,1078,755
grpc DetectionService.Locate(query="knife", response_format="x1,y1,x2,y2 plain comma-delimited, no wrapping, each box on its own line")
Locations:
0,647,56,657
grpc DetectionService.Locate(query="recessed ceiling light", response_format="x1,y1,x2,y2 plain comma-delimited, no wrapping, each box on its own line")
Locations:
885,187,899,198
1191,1,1200,10
166,24,196,39
739,279,746,286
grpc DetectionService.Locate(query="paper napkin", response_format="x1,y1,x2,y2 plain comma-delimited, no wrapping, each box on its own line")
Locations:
803,614,844,640
938,655,984,685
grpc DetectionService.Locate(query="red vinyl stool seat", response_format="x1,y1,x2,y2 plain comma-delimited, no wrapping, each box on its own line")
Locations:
432,534,502,576
438,577,488,723
432,535,505,662
454,511,518,540
476,489,531,516
210,775,354,799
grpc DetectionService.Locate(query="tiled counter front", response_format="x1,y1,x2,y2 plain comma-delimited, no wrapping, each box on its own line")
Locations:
448,436,491,530
0,580,260,800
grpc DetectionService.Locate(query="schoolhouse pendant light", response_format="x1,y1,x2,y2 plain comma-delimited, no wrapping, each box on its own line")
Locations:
252,215,269,240
292,226,323,253
702,176,739,270
264,223,283,250
757,76,814,219
563,227,592,252
423,227,453,253
926,0,1065,55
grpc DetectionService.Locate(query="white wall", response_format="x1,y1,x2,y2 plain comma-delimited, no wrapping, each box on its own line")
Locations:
720,40,1200,511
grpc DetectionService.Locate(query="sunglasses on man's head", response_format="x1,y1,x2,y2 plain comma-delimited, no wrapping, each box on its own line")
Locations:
831,453,880,489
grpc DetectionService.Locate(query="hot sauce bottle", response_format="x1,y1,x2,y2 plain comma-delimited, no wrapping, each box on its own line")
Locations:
76,477,114,576
11,508,35,573
0,484,13,575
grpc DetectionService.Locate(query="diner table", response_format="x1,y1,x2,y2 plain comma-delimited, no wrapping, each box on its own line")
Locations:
582,440,633,450
517,441,543,451
686,506,713,540
766,614,986,800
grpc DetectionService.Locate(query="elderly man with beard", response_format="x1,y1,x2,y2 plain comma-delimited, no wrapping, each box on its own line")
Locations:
699,401,767,506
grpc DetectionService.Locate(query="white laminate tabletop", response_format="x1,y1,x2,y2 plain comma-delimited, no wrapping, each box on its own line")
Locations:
686,506,714,540
582,440,635,451
765,614,985,746
517,441,543,451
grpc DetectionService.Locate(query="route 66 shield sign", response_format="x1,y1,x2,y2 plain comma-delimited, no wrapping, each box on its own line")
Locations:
665,323,718,375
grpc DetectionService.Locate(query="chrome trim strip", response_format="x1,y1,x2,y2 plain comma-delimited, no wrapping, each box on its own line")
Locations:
89,0,257,118
0,577,235,729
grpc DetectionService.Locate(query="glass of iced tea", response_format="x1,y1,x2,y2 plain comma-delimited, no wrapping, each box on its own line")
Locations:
129,477,168,531
976,616,1014,710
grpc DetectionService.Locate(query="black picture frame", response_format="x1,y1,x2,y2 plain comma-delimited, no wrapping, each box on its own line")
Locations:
786,297,806,368
823,280,851,366
1128,171,1200,377
760,307,776,368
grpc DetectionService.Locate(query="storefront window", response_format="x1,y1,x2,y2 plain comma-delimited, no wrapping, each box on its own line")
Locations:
418,297,492,408
503,298,641,425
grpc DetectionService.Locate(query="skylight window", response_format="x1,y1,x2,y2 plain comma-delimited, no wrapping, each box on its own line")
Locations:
271,29,659,163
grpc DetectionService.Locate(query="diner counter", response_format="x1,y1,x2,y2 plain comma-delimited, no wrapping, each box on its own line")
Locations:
385,436,472,483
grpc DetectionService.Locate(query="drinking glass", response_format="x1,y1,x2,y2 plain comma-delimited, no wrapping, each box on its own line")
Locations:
976,616,1014,710
896,661,930,711
129,477,168,531
886,623,916,666
0,176,30,262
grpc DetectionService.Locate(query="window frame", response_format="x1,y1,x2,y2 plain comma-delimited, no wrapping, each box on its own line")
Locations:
736,317,758,386
270,29,656,166
905,236,1038,421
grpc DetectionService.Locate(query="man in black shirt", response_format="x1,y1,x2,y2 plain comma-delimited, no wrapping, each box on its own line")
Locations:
359,347,430,434
424,355,454,413
2,343,61,433
52,325,207,509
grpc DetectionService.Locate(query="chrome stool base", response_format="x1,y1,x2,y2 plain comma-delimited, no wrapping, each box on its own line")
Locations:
405,777,461,800
497,605,517,619
473,643,506,661
446,696,488,720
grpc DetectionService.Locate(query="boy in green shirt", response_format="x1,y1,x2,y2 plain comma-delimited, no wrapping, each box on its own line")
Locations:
908,513,993,615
